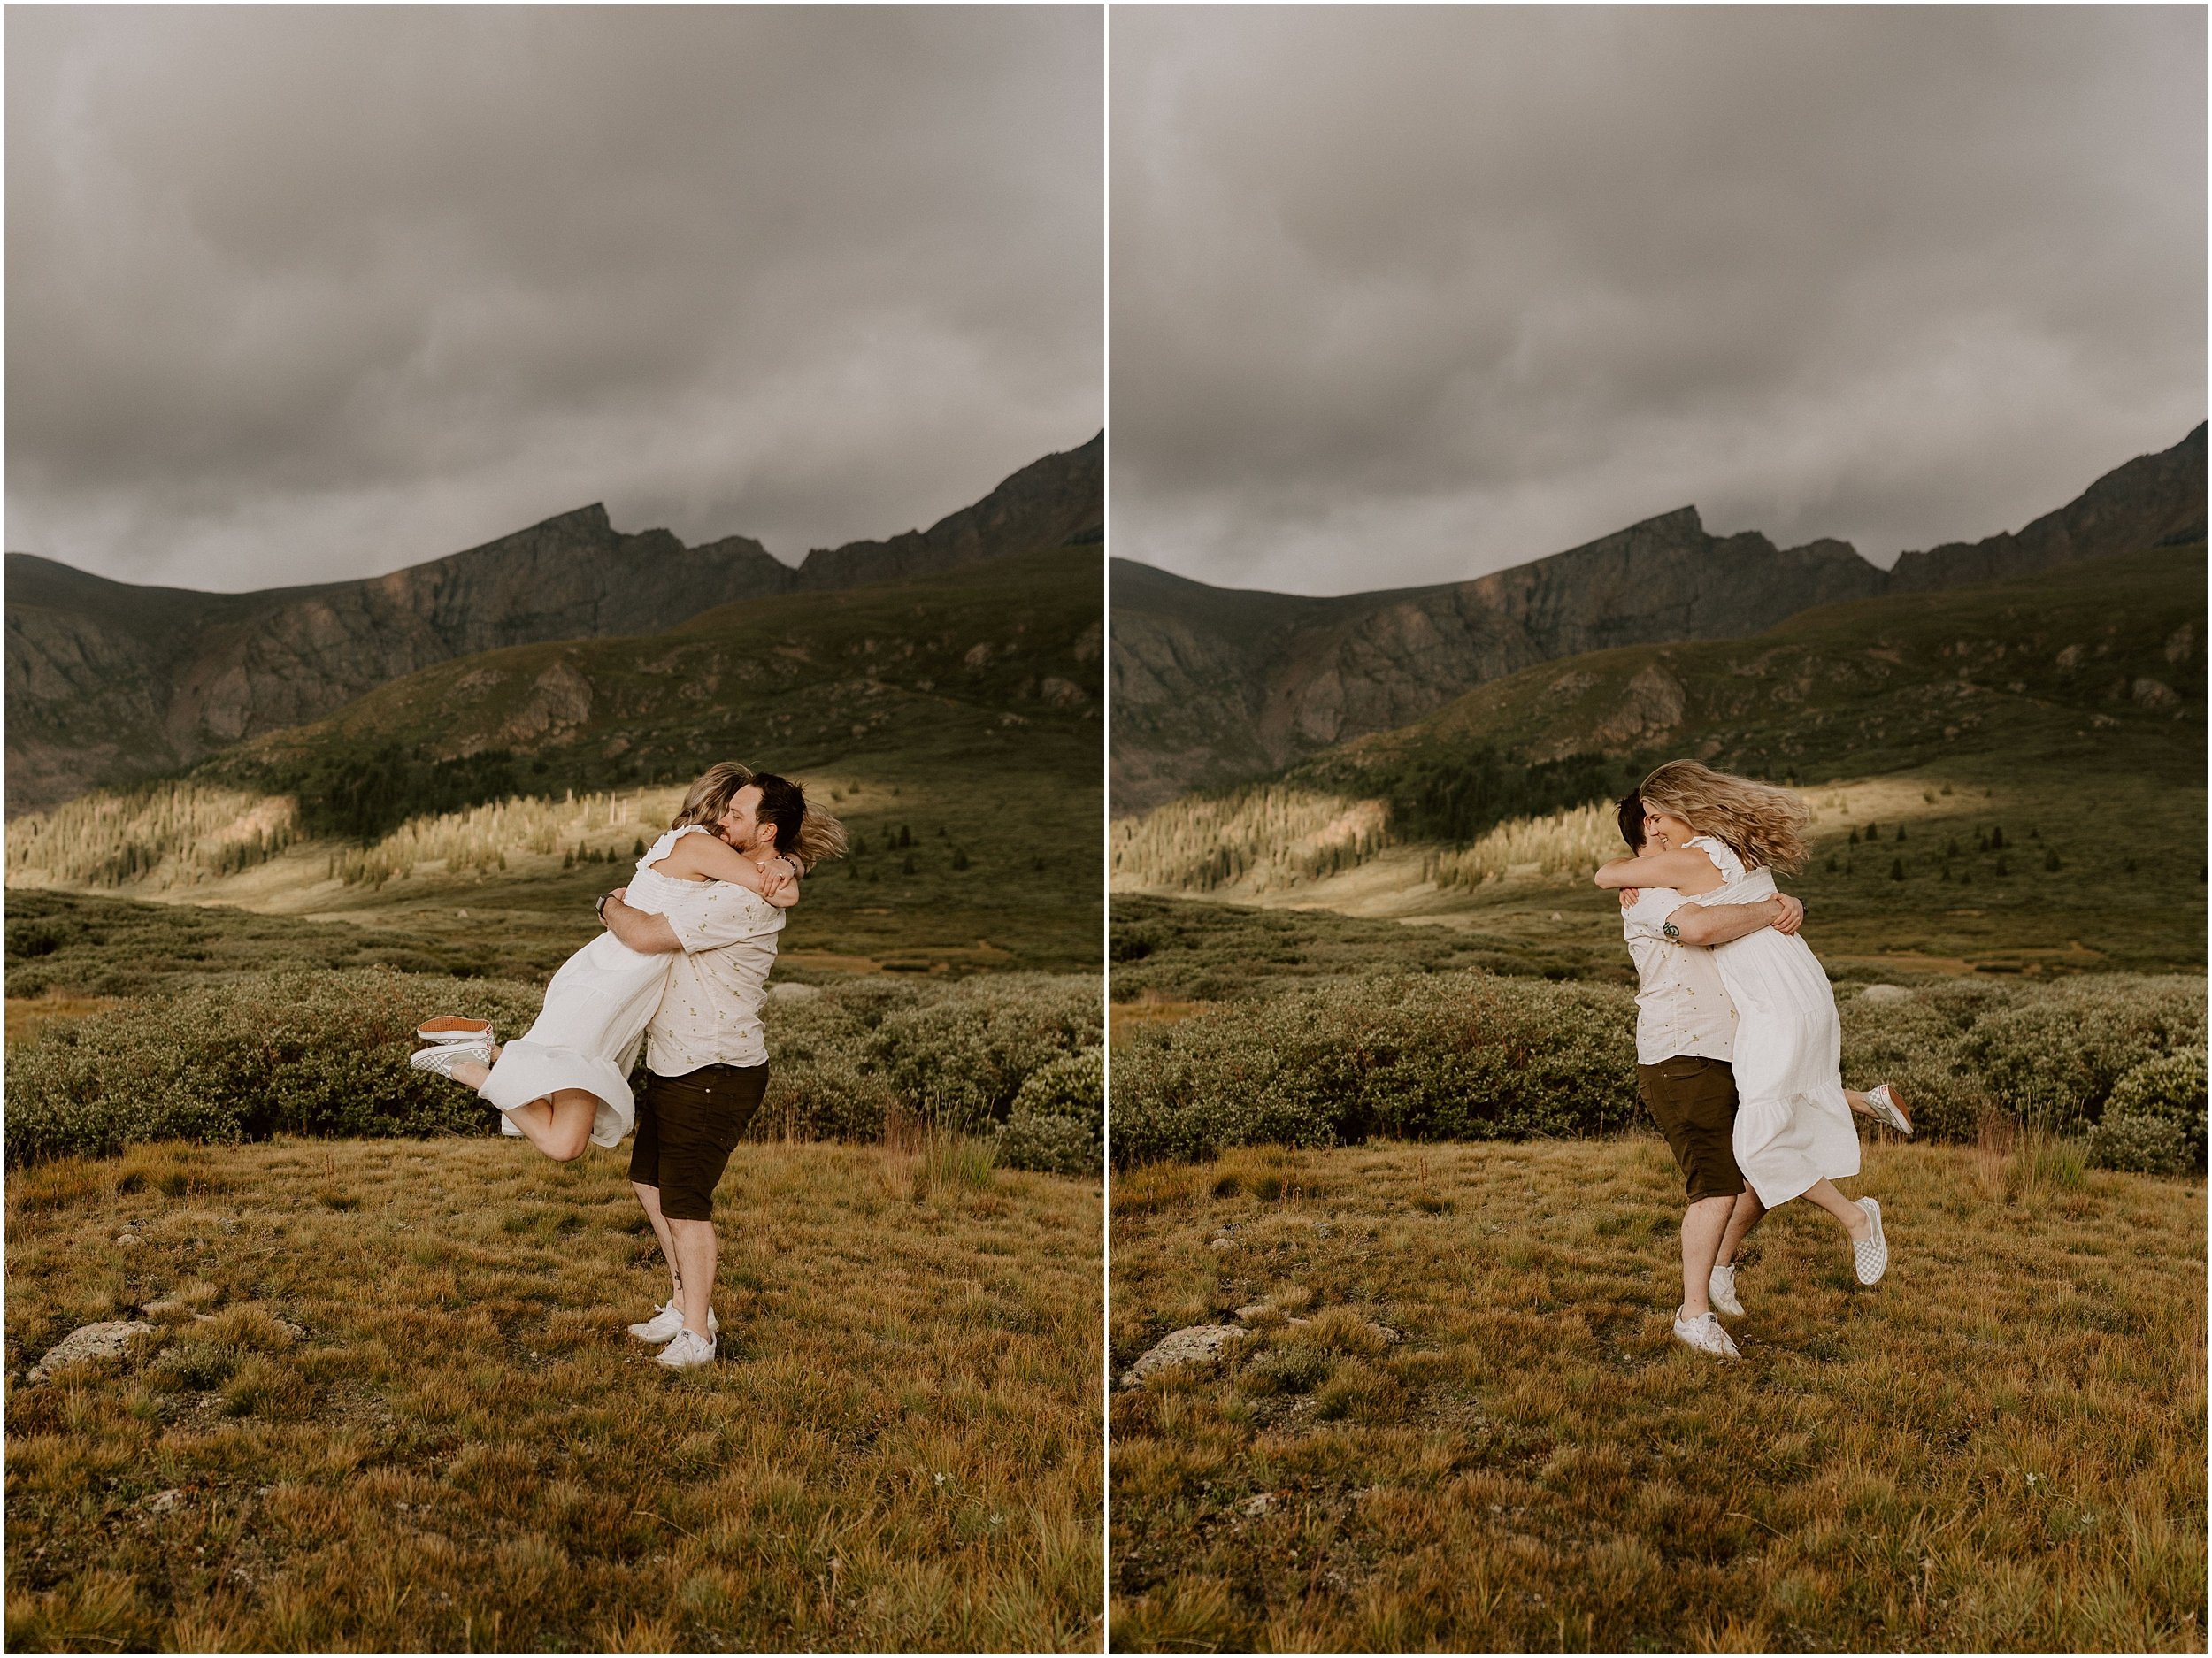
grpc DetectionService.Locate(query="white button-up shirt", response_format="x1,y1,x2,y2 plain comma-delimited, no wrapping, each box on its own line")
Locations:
1621,886,1738,1066
645,883,784,1077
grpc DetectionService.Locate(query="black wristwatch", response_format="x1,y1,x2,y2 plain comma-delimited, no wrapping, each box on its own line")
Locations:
595,891,616,922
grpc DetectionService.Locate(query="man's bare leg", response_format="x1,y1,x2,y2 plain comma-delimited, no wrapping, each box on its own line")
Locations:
1716,1188,1765,1270
668,1217,718,1339
1678,1194,1733,1317
633,1182,685,1305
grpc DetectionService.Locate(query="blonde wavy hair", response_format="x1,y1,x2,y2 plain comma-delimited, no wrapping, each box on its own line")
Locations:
670,762,757,833
668,761,849,868
1639,760,1810,874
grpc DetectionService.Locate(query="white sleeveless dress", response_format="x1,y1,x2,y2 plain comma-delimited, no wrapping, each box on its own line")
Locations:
478,825,756,1148
1690,835,1863,1207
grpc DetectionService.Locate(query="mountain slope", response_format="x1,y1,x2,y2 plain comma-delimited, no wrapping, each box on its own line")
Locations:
1111,425,2205,813
1114,542,2206,979
7,433,1102,813
12,549,1104,976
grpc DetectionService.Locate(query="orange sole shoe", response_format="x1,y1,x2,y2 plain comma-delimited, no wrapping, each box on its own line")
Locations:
417,1016,495,1044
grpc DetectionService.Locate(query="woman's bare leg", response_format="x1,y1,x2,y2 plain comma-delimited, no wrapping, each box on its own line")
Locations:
502,1091,600,1163
1800,1178,1872,1239
1844,1088,1877,1119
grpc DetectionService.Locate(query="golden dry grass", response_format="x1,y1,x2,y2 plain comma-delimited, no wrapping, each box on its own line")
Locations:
1108,1139,2204,1651
6,1136,1102,1651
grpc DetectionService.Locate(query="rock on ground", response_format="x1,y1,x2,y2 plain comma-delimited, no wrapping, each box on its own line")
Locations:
1858,984,1913,1003
1121,1324,1241,1388
27,1320,153,1384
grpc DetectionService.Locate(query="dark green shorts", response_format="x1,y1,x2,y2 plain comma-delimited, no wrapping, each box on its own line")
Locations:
628,1062,768,1222
1636,1055,1746,1203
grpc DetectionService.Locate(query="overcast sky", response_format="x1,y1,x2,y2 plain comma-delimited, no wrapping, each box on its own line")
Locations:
1112,7,2205,596
8,7,1101,591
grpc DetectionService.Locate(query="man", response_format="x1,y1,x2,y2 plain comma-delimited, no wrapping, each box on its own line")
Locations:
598,774,799,1370
1612,789,1798,1362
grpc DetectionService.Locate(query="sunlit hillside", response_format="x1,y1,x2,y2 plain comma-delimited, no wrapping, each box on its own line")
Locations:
1109,546,2205,981
7,550,1102,978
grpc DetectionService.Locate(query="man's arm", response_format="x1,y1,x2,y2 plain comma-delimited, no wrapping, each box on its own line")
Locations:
604,875,788,957
601,890,684,954
1665,894,1804,947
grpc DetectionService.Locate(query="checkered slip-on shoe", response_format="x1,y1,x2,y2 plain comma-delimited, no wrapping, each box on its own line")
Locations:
1864,1083,1914,1137
408,1040,491,1079
1852,1197,1889,1286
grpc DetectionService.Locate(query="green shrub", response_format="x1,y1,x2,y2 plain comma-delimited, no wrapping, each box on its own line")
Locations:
996,1048,1103,1176
1109,969,2207,1167
2086,1051,2207,1175
4,966,1102,1165
866,976,1100,1133
1110,973,1640,1167
755,974,1100,1142
4,970,547,1166
1838,975,2205,1140
1962,978,2206,1133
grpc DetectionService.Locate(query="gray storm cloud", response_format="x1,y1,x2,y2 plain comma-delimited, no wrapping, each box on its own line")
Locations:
7,6,1102,590
1110,7,2205,595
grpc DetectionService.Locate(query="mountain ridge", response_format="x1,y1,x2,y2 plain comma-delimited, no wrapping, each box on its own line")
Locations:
7,434,1102,813
1110,425,2205,812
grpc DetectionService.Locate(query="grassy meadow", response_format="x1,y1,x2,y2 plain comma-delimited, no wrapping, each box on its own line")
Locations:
6,1135,1104,1652
1108,1138,2205,1652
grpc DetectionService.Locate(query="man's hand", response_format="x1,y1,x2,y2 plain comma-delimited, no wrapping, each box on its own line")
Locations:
1771,894,1805,935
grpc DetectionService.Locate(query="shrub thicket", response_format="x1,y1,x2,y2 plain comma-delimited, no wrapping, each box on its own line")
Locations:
2085,1050,2208,1175
1110,971,2207,1169
757,974,1102,1140
6,970,1102,1167
996,1048,1104,1176
4,971,546,1165
1110,974,1642,1166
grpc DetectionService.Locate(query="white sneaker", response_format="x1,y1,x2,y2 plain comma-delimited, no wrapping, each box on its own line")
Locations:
1864,1084,1914,1137
409,1040,491,1078
418,1016,495,1046
1852,1197,1889,1286
626,1302,719,1344
1672,1309,1740,1360
1709,1262,1744,1317
656,1327,717,1369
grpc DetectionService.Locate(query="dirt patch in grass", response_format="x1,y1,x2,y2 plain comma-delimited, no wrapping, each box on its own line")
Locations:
6,1136,1103,1651
1109,1138,2204,1651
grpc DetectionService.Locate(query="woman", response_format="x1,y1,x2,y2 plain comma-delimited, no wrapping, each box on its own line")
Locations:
1595,760,1901,1287
410,761,844,1163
